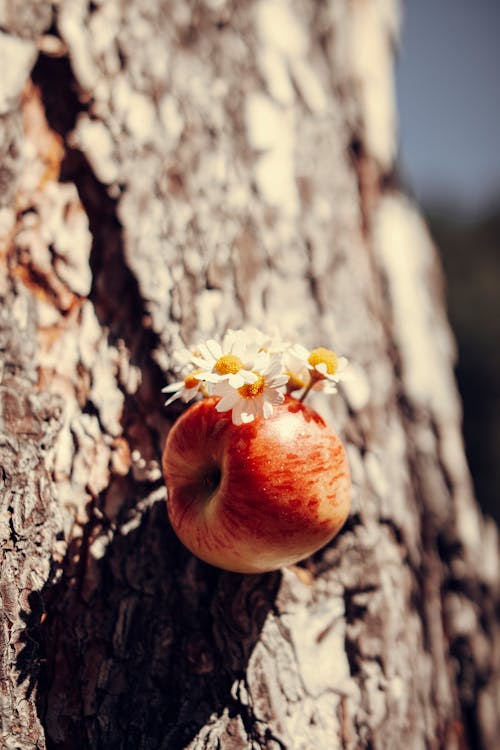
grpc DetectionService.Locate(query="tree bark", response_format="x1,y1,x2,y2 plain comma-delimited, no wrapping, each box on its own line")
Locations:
0,1,499,749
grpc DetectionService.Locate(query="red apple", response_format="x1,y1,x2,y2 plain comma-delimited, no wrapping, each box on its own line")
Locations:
162,396,350,574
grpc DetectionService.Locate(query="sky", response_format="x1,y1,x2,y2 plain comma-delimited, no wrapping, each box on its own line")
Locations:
396,0,500,215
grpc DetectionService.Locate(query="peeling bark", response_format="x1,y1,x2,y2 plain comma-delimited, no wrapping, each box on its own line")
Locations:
0,2,499,749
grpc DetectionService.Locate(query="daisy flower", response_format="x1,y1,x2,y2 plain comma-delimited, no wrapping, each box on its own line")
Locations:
164,328,350,419
213,355,289,425
288,344,349,397
162,369,205,406
187,330,263,389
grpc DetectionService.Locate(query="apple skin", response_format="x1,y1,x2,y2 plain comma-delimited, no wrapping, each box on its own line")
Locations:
162,396,350,574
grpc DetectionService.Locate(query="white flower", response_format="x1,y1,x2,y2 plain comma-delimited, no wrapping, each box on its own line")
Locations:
287,344,349,394
164,329,350,416
213,355,289,425
315,356,349,392
187,330,263,389
162,370,205,406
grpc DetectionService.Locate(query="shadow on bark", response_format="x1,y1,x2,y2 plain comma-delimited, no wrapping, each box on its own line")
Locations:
15,591,46,700
33,499,280,748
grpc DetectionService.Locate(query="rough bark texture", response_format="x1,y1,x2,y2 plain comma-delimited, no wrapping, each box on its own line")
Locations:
0,1,499,749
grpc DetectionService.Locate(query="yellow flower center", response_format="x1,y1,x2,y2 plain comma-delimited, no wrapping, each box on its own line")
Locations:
214,354,244,375
308,347,338,375
238,374,265,399
184,370,201,389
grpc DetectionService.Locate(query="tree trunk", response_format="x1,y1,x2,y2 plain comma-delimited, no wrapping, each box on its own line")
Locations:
0,1,499,748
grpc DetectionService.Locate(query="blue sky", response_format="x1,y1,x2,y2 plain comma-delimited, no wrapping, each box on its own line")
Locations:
396,0,500,215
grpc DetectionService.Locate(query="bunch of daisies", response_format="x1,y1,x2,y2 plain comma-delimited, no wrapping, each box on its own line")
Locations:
163,328,348,425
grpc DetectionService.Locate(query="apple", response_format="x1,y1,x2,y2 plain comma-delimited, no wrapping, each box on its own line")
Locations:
162,396,350,574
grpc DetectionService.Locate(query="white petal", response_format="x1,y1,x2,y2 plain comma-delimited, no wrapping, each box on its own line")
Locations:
337,356,349,370
200,371,225,383
324,385,338,394
315,362,328,375
283,351,309,377
239,369,259,384
181,386,199,402
262,400,274,418
197,343,209,359
211,380,230,396
265,387,285,405
253,351,271,372
314,380,337,394
197,343,214,363
162,380,184,393
264,356,282,377
164,390,184,406
206,339,222,359
240,408,256,424
191,354,211,369
231,401,244,425
269,374,289,388
222,329,237,350
289,344,310,361
231,337,247,359
227,372,245,388
216,389,241,412
334,358,350,381
239,399,257,423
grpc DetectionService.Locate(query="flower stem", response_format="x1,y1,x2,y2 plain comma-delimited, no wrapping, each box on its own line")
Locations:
299,380,314,403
